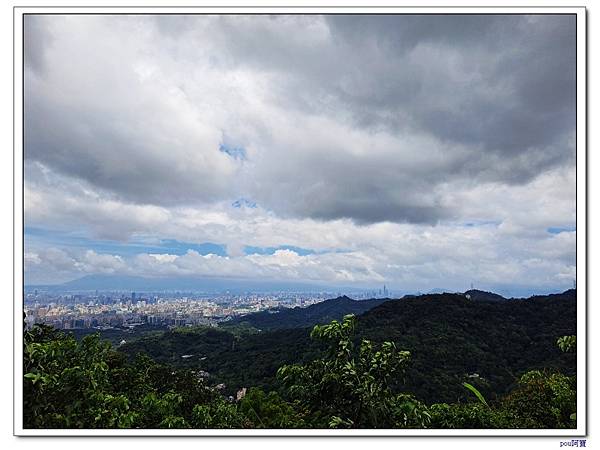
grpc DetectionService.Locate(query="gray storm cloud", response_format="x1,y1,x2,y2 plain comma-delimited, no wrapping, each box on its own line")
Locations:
24,14,576,225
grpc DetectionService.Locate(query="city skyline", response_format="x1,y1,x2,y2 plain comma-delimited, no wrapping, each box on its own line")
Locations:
24,14,576,295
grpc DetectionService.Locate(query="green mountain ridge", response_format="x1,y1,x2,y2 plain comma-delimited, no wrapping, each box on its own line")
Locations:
118,290,576,404
224,295,391,330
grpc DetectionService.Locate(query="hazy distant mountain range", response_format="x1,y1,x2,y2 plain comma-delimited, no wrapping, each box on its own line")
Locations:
25,274,365,294
25,274,569,299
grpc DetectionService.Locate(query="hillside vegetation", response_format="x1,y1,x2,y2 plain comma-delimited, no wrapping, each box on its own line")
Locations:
118,291,576,403
224,296,390,330
23,297,578,429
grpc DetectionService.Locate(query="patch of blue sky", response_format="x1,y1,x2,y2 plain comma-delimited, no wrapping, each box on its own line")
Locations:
461,220,502,228
547,226,576,234
158,239,227,256
24,227,227,257
438,220,501,228
231,198,257,208
244,245,317,256
219,143,246,160
25,227,106,251
243,245,351,256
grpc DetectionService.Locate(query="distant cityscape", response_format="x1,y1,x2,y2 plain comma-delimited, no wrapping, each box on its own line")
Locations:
24,285,393,331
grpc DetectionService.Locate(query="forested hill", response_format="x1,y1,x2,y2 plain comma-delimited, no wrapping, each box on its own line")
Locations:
118,290,576,405
225,296,390,330
355,290,576,403
464,289,507,302
225,288,522,332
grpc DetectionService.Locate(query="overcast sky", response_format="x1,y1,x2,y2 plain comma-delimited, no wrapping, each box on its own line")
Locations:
23,14,577,295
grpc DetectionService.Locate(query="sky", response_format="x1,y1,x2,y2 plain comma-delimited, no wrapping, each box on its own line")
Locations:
23,14,577,296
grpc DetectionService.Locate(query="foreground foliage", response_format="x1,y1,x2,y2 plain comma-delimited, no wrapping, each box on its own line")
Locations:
277,315,430,428
430,370,576,428
24,314,576,429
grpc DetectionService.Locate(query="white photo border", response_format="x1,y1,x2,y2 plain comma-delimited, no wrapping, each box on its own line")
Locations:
13,5,588,437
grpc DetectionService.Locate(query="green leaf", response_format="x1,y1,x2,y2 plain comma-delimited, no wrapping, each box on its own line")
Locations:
462,382,489,408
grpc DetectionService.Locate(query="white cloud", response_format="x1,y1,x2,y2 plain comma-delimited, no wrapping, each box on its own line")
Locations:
25,15,575,223
22,15,576,293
